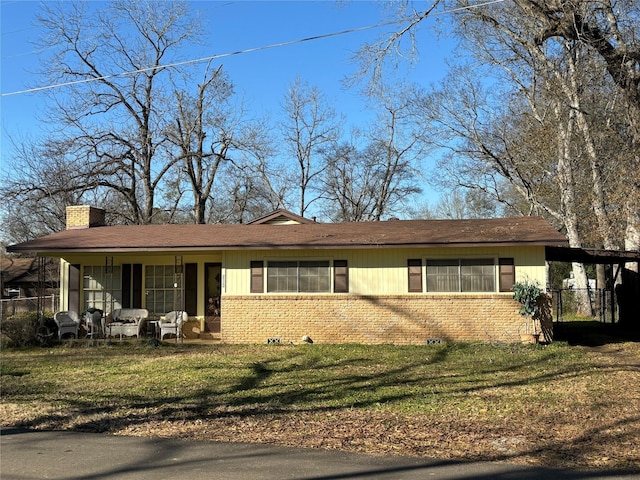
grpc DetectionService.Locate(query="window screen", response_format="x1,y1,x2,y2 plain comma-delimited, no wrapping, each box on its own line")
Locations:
426,259,460,292
83,265,122,313
460,259,495,292
144,265,181,316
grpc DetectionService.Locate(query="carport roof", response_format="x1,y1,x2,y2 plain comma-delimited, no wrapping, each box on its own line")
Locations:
546,246,640,264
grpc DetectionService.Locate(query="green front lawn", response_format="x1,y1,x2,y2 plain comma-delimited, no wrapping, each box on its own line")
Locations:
2,341,639,471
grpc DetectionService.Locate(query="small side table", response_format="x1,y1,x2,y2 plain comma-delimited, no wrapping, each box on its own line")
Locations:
147,320,160,339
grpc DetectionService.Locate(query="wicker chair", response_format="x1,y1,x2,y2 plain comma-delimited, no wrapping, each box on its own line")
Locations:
106,308,148,339
54,311,80,339
159,311,188,341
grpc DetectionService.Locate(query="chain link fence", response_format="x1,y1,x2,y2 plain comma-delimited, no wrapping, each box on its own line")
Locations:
0,295,59,322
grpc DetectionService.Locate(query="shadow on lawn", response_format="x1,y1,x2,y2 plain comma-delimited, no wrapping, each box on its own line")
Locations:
554,320,640,346
3,343,639,473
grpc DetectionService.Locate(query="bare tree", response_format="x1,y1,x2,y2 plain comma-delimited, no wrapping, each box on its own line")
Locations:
34,0,200,224
321,141,378,222
441,1,635,309
417,61,603,313
354,0,639,252
513,0,640,257
210,161,283,224
349,0,639,316
167,64,236,224
0,134,109,242
421,188,499,219
280,78,342,217
321,84,426,222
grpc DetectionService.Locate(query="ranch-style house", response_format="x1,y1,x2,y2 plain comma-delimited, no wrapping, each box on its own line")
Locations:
7,205,570,344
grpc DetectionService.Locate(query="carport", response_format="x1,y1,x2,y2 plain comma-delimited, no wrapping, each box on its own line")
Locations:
545,246,640,327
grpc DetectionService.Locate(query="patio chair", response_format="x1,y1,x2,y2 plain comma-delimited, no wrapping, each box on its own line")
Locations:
159,310,188,341
54,311,80,339
105,308,149,339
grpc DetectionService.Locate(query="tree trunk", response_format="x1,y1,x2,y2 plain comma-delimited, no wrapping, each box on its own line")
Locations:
559,45,617,251
555,102,594,316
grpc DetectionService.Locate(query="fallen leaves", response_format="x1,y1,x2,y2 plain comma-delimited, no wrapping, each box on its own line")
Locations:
2,342,639,472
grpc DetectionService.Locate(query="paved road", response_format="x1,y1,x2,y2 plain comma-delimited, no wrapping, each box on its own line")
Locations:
1,427,636,479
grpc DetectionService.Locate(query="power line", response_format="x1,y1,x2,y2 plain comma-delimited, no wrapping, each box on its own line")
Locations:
1,0,505,98
0,18,406,97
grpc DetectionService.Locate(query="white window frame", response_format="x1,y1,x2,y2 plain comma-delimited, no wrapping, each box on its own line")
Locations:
83,265,122,313
144,265,183,316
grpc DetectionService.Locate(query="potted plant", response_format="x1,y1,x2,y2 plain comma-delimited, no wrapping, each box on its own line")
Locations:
513,280,543,344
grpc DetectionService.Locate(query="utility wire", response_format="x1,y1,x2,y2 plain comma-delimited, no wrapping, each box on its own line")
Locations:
1,0,505,97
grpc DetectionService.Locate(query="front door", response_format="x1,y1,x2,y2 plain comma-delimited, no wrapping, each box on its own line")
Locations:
204,263,221,335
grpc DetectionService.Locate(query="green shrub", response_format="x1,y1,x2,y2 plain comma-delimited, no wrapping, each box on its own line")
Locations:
0,311,54,347
513,280,543,334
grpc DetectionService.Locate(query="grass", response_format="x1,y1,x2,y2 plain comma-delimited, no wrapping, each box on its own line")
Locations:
1,342,580,413
1,340,639,471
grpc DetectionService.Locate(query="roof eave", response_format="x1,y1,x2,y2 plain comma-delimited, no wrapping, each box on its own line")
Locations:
8,239,568,255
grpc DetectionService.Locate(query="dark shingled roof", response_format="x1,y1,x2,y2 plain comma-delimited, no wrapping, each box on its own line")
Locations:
7,216,568,254
0,257,59,283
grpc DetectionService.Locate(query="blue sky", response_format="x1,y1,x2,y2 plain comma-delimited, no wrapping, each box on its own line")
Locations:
1,0,453,206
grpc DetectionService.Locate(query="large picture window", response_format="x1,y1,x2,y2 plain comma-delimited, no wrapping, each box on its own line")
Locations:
267,260,330,292
83,265,122,313
426,259,495,292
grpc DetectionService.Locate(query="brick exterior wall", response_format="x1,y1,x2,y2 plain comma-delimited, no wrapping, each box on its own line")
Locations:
221,294,534,344
66,206,105,229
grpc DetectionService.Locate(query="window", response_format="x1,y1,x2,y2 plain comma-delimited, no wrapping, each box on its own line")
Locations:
460,259,495,292
300,261,330,292
426,259,495,292
267,260,330,292
499,258,515,292
250,261,264,293
426,260,459,292
83,265,122,313
145,265,183,316
408,259,422,292
334,260,349,293
267,261,298,292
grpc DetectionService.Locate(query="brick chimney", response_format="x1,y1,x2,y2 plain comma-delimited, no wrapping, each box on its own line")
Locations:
66,206,106,229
